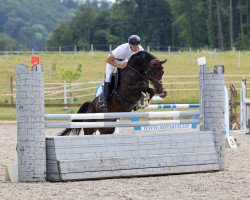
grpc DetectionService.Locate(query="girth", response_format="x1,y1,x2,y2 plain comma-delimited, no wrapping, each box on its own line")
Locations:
112,90,138,111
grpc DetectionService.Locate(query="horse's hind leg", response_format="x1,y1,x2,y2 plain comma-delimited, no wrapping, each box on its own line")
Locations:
98,128,116,135
83,128,97,135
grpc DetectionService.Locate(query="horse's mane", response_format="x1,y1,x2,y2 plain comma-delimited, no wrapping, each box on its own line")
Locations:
128,51,156,65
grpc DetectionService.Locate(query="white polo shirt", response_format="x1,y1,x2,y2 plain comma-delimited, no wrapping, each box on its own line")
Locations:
111,43,144,64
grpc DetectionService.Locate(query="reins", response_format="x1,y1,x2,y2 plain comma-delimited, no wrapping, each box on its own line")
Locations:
126,62,161,85
126,65,149,82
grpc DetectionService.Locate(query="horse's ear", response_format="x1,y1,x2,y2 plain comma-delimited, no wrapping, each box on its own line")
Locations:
160,59,167,64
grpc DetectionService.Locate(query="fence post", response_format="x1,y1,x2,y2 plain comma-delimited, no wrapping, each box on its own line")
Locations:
10,77,13,105
5,51,8,70
237,50,241,68
189,48,192,64
91,44,93,53
213,48,216,65
63,80,67,110
109,44,112,52
147,46,150,52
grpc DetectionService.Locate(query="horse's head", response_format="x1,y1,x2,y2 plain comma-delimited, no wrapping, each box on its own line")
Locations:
147,58,166,94
127,51,166,94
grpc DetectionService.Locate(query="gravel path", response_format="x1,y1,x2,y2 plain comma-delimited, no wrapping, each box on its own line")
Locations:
0,123,250,200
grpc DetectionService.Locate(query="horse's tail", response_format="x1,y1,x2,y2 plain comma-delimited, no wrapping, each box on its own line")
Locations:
58,102,91,136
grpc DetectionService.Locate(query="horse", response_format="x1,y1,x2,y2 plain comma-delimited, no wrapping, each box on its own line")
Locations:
59,50,166,136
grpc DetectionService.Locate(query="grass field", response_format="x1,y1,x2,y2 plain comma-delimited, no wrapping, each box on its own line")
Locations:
0,50,249,120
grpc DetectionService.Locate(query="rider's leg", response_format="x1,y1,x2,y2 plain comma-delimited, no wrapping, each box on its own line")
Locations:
104,63,115,83
99,64,114,112
99,83,109,112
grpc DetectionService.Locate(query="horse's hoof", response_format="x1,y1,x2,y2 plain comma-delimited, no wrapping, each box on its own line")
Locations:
101,108,108,112
99,104,108,112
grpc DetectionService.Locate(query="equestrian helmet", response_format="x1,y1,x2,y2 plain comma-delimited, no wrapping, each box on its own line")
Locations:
128,35,141,45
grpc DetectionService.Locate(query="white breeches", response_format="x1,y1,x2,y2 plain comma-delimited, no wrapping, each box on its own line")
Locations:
105,58,128,82
105,63,116,82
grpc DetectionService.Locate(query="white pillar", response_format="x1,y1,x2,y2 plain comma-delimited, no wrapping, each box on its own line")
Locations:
240,80,247,130
224,86,230,137
198,57,225,170
16,64,46,182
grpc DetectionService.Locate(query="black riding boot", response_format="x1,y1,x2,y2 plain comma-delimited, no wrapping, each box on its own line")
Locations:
99,82,111,112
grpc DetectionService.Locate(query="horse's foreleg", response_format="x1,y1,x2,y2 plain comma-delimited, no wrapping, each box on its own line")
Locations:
148,88,155,98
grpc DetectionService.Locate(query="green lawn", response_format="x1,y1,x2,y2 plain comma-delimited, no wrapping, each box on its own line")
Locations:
0,50,249,121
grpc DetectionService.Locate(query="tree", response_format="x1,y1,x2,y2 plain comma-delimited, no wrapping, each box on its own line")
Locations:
169,0,207,48
47,22,73,51
59,64,82,104
229,0,234,49
215,0,224,50
207,0,216,48
69,5,100,48
108,0,173,48
234,0,250,49
0,33,21,51
47,0,250,50
0,0,76,50
133,0,173,48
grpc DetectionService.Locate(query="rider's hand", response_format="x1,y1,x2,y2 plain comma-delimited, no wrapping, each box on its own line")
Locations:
120,62,127,68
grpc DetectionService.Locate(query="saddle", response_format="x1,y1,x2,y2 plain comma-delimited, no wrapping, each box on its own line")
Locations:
98,69,120,102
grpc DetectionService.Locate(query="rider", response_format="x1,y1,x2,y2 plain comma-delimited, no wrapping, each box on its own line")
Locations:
99,35,144,112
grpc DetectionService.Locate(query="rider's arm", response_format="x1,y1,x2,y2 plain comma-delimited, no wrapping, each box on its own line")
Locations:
106,54,127,69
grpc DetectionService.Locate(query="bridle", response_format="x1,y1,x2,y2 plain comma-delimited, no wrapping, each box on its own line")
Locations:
126,59,163,84
114,58,164,107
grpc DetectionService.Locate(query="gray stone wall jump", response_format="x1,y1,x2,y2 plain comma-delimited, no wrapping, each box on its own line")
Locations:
16,64,46,182
15,61,225,182
199,65,225,170
46,131,219,182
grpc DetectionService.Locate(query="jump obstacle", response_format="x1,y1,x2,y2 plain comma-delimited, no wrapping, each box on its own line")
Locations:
131,93,229,137
15,57,226,182
96,82,230,134
131,104,200,131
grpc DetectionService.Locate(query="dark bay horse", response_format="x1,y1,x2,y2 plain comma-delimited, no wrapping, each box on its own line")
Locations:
59,51,166,135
